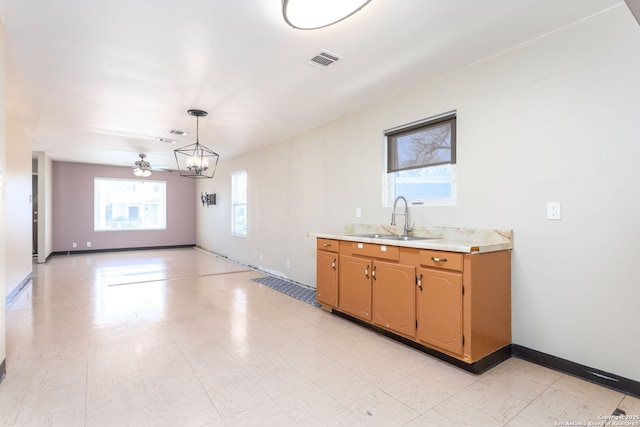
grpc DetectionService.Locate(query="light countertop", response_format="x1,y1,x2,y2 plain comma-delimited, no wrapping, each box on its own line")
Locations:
309,224,513,254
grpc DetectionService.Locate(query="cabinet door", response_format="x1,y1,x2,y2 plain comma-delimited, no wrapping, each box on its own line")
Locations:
338,255,372,321
316,250,338,307
416,268,463,355
372,260,416,338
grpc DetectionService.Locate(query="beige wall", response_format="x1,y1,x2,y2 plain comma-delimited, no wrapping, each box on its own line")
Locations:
0,16,7,366
5,109,32,288
197,5,640,381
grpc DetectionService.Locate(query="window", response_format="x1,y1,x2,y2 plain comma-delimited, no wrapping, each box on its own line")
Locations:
94,178,166,230
231,170,247,236
385,111,457,206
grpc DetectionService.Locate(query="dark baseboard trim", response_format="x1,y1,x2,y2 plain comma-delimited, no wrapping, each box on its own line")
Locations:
5,273,33,307
0,359,5,384
512,344,640,399
331,309,510,374
51,244,195,257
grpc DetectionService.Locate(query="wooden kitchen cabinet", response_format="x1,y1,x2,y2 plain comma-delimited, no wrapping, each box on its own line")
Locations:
316,238,339,309
338,242,417,324
417,248,511,363
416,267,463,355
314,236,511,372
338,254,372,321
372,260,416,339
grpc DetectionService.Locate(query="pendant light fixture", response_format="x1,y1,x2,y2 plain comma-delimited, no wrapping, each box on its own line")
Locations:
282,0,372,30
174,109,219,179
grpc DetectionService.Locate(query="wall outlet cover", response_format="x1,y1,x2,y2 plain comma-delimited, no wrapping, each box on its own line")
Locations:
547,202,562,220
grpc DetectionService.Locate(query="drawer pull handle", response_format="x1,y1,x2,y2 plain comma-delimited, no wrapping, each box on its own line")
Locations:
431,257,447,263
417,274,423,291
372,266,376,280
365,265,370,279
331,259,336,270
323,243,332,247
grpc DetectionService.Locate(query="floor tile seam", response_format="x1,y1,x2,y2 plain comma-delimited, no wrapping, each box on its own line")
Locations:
478,364,556,387
285,361,338,387
456,383,532,425
204,386,278,420
134,375,199,416
614,394,627,413
131,346,154,413
0,386,30,426
83,355,90,426
475,374,550,406
385,372,477,415
253,375,315,402
549,373,627,410
196,378,224,421
105,269,252,288
444,393,528,426
502,379,562,424
273,382,352,422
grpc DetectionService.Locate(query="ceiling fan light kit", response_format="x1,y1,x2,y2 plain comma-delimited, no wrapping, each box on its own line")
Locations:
133,153,152,177
174,109,219,179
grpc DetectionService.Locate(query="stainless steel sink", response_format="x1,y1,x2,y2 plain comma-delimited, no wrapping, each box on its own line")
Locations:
347,233,438,241
381,235,437,241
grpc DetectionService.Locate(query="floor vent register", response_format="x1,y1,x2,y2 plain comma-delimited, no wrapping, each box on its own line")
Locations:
251,276,320,307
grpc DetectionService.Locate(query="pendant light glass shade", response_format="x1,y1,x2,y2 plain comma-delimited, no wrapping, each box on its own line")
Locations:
282,0,372,30
174,109,219,179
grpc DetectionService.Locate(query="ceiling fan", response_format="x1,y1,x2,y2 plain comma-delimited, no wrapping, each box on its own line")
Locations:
132,153,152,177
125,153,174,177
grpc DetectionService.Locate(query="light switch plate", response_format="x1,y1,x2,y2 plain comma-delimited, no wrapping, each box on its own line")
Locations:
547,202,562,220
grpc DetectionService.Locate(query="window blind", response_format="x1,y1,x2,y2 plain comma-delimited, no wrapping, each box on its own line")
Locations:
386,114,456,173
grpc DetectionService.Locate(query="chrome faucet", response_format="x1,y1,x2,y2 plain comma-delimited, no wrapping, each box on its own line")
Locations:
391,196,413,236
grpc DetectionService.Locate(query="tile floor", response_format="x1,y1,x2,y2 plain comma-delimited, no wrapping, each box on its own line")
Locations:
0,248,637,426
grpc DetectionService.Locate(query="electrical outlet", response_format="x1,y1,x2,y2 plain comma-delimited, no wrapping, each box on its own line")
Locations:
86,241,92,248
286,259,291,269
72,242,77,248
547,202,562,220
259,253,263,261
356,207,362,218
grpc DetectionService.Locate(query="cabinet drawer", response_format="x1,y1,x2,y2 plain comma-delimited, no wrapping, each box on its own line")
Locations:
317,238,339,252
419,250,463,272
351,242,399,261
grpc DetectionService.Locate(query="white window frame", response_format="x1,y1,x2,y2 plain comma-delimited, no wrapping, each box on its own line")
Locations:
231,170,247,236
94,177,167,231
383,111,457,207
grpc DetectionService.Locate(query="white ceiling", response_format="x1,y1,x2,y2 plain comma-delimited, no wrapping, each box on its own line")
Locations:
1,0,623,171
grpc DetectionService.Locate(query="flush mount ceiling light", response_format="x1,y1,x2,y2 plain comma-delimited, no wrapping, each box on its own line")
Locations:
133,153,152,177
282,0,372,30
174,109,219,179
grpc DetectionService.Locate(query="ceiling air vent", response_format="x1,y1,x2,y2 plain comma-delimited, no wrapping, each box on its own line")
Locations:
307,50,342,69
170,129,188,136
156,137,179,144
